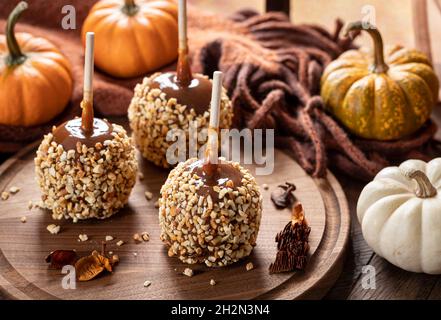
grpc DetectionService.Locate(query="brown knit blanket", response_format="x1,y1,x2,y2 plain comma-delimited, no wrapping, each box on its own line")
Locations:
0,1,438,180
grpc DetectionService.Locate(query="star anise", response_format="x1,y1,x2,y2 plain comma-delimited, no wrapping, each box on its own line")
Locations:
270,182,296,209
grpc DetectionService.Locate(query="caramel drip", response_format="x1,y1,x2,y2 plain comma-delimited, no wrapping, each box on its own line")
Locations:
81,100,94,134
176,48,192,87
53,117,114,151
150,72,213,115
188,159,243,202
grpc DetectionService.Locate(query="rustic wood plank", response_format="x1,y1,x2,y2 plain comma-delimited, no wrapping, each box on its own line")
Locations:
348,254,438,300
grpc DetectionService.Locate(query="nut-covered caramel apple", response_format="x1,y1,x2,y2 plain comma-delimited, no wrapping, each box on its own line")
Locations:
159,72,262,267
35,33,138,222
128,0,233,168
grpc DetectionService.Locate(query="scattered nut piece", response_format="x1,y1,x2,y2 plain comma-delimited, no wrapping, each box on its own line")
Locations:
141,232,150,242
108,251,113,255
262,183,269,190
133,233,142,242
138,172,145,181
143,280,151,287
154,200,160,208
111,254,119,264
116,240,124,247
144,191,153,201
1,191,10,201
105,235,114,241
246,262,254,271
133,252,138,257
210,279,216,286
47,224,60,235
28,200,33,210
183,268,194,277
9,186,20,194
20,216,27,223
78,234,88,242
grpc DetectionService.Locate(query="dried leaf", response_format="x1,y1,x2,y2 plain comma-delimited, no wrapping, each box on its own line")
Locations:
45,250,77,269
269,203,310,274
75,250,113,281
74,243,114,281
270,182,296,209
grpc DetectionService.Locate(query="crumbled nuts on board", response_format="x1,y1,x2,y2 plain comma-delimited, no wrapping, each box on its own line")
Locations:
138,172,144,181
47,224,60,235
105,235,114,241
1,192,9,201
78,234,88,242
133,233,142,242
28,200,33,210
20,216,27,223
143,280,151,287
111,254,119,264
210,279,216,286
9,186,20,194
141,232,150,242
133,252,138,257
183,268,194,277
144,191,153,200
262,183,269,190
116,240,124,246
154,200,160,208
246,262,254,271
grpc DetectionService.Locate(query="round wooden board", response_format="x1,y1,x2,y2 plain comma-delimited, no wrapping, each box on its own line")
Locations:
0,142,349,300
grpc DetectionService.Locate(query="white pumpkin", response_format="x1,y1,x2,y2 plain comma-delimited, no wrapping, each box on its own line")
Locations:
357,158,441,274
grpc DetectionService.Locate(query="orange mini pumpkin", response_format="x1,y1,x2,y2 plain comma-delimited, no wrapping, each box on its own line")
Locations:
82,0,178,78
0,2,73,127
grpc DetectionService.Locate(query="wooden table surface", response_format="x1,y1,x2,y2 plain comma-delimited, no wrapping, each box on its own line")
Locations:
1,0,441,300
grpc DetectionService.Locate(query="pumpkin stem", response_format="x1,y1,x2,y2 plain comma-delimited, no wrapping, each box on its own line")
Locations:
122,0,139,16
5,1,28,66
404,169,437,198
345,21,389,73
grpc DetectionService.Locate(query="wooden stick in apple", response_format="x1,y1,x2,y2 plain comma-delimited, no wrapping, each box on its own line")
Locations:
176,0,192,86
81,32,95,134
204,71,222,173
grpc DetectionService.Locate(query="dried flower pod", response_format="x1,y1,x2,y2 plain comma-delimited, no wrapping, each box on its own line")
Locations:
270,182,296,209
45,250,77,269
269,203,310,274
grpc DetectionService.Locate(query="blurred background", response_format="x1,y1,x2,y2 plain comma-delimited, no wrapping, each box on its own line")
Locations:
190,0,441,84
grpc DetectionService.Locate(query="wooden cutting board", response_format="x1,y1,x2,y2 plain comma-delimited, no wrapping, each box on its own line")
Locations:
0,142,349,300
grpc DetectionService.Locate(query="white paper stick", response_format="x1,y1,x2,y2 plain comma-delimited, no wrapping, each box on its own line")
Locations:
178,0,187,51
207,71,222,164
83,32,94,102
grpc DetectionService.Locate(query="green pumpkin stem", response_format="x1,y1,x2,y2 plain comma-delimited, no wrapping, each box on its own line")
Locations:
345,21,389,73
404,169,437,198
122,0,139,16
5,1,28,66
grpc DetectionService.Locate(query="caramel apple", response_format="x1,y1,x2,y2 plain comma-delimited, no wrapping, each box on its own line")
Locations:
34,33,138,222
128,0,233,168
159,72,262,267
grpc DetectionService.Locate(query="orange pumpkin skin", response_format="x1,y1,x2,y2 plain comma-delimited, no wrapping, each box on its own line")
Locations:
0,5,73,127
82,0,178,78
